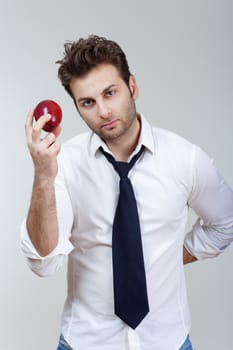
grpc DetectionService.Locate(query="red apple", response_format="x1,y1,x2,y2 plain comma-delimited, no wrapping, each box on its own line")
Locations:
34,99,62,132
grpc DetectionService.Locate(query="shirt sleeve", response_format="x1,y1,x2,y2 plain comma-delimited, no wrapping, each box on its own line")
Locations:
184,145,233,259
20,167,74,277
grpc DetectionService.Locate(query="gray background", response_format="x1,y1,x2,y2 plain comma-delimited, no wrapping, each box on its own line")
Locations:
0,0,232,349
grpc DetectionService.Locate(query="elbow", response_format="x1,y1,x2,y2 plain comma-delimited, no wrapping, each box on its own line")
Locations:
27,259,55,277
26,255,65,277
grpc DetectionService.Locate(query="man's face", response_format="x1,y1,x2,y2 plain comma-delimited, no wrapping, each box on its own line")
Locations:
70,64,139,145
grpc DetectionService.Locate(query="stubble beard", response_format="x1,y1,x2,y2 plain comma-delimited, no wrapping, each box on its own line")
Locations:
98,101,138,142
78,97,138,143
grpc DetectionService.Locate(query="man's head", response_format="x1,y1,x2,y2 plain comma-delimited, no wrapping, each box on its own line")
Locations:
57,35,132,100
57,35,140,149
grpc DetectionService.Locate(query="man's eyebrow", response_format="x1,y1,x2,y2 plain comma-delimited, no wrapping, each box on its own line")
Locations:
77,96,93,103
77,84,118,103
102,84,118,94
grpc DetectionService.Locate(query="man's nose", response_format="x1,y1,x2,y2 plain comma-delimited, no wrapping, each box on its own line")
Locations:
97,100,111,119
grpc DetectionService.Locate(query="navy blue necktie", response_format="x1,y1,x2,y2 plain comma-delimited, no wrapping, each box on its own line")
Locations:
101,146,149,329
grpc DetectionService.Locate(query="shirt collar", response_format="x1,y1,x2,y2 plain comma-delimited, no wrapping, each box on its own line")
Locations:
89,114,155,157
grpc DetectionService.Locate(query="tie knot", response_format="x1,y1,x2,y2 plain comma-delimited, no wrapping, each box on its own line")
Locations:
101,146,145,179
112,161,130,178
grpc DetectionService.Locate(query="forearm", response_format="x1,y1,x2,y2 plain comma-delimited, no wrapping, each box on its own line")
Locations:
24,109,63,257
26,176,58,257
21,170,75,276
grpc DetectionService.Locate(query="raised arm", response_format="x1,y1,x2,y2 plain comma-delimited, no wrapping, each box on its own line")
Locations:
25,109,61,257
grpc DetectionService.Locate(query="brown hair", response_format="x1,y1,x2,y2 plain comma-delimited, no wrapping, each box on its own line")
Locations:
56,35,132,98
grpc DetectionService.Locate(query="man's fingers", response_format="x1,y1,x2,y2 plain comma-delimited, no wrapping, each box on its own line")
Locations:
50,140,61,155
42,131,59,148
25,109,51,144
31,114,51,143
25,109,62,160
24,108,34,141
36,125,62,148
51,125,62,138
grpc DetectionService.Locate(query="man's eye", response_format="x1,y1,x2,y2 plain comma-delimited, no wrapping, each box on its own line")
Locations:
83,100,94,107
106,90,115,97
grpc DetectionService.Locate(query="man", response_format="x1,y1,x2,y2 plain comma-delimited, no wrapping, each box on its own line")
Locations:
21,35,233,350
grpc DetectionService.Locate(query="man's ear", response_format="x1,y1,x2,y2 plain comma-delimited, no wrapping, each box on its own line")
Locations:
129,75,139,100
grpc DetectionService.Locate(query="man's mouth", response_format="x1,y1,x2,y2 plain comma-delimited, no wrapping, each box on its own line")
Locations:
101,119,118,129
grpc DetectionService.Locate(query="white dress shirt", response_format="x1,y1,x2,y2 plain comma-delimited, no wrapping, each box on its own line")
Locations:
21,115,233,350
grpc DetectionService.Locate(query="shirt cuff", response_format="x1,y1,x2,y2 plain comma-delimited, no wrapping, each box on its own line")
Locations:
20,218,74,276
20,218,74,260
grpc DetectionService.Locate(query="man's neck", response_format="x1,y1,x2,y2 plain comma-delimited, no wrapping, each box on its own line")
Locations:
106,116,141,162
